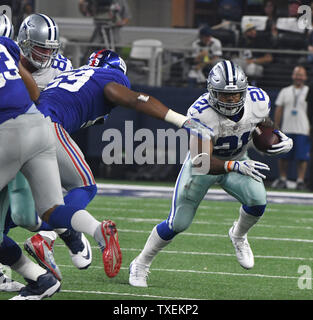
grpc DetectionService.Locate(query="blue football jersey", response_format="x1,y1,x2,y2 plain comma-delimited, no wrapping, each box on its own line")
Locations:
38,65,131,133
0,36,34,125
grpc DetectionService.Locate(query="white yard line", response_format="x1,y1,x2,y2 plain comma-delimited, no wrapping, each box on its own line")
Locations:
57,264,305,281
91,215,313,231
96,183,313,205
44,243,313,262
90,201,313,214
118,228,313,243
60,289,200,300
120,247,313,262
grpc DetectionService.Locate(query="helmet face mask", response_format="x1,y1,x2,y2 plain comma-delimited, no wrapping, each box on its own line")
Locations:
207,60,248,117
17,14,60,69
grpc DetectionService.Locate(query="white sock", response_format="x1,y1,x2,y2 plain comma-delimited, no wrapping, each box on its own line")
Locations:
70,210,100,237
136,226,171,266
233,206,261,238
11,254,46,281
54,229,68,235
39,231,58,244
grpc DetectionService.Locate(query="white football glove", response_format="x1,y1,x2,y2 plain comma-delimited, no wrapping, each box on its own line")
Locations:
266,130,293,155
182,118,213,141
225,160,270,182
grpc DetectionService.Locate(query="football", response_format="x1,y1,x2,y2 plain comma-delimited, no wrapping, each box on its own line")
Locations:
252,124,280,152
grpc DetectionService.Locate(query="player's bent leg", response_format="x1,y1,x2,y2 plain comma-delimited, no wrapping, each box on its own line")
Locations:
24,233,62,281
53,123,97,269
10,271,60,300
1,235,60,299
28,185,97,271
6,171,69,276
58,186,97,269
41,206,121,278
8,172,36,229
229,205,266,269
221,171,267,269
64,185,98,208
59,230,92,270
130,157,214,287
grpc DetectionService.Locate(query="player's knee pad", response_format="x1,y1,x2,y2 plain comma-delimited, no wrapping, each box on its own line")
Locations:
242,204,266,217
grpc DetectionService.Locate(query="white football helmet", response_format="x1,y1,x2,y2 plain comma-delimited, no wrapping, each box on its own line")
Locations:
17,13,60,69
207,60,248,117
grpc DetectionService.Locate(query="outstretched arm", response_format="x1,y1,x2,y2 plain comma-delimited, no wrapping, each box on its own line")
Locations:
104,82,187,127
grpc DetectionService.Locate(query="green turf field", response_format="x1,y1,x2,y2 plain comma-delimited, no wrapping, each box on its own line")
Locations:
2,194,313,300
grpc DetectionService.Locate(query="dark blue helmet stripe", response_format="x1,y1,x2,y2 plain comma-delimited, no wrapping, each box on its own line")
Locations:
38,13,52,40
230,61,236,85
3,14,8,37
50,16,57,40
223,60,229,85
3,24,7,37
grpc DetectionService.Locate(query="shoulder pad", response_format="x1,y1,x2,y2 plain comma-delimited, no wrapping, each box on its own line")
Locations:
188,92,211,117
247,86,271,119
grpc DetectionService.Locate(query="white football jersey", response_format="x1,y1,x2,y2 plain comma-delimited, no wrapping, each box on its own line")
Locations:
32,54,73,91
187,86,271,161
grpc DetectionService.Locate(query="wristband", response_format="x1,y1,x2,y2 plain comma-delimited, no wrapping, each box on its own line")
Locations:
164,109,188,128
224,160,234,173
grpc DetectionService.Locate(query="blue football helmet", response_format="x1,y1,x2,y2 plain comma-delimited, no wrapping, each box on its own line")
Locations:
87,49,127,74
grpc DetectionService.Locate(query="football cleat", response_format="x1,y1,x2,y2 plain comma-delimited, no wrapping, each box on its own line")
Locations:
0,270,25,292
59,230,92,270
228,221,254,269
24,234,62,281
94,220,122,278
129,257,150,287
10,271,60,300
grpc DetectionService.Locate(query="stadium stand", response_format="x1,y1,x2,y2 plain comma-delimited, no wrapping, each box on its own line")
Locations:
52,1,313,184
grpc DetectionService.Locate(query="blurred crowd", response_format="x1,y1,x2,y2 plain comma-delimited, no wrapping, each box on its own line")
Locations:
188,1,313,191
188,0,313,85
